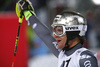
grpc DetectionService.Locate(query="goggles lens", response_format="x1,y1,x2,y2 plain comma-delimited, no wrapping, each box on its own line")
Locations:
53,26,65,36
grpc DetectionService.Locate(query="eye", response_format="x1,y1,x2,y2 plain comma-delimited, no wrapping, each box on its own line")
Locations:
56,28,62,32
55,26,63,34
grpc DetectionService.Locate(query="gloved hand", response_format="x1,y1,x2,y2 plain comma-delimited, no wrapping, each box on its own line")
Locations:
16,0,36,21
16,2,24,23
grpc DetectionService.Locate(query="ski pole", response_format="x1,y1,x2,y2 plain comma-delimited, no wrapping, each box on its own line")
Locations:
12,2,23,67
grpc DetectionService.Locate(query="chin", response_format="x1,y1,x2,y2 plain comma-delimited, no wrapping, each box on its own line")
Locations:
57,44,64,49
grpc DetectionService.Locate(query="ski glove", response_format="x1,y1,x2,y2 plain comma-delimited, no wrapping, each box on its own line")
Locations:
16,0,36,21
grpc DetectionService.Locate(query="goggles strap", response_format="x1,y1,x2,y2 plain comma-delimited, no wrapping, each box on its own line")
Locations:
65,25,87,31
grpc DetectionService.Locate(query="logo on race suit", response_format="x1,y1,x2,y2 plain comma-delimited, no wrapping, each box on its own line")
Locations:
80,55,91,59
32,23,37,29
52,41,58,48
65,26,79,30
84,60,91,67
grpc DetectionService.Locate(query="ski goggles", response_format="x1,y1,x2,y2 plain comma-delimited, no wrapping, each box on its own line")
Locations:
52,25,87,37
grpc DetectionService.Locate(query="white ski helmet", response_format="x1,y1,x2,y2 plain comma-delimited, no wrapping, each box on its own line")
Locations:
51,11,87,37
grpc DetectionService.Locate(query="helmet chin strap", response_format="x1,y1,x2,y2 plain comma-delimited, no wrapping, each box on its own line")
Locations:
62,34,71,51
62,38,70,51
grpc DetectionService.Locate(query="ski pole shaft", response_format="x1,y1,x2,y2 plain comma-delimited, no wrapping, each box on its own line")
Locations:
12,23,21,67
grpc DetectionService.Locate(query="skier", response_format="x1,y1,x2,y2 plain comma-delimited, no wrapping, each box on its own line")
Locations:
16,0,98,67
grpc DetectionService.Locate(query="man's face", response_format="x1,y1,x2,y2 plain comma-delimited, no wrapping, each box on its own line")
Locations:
54,34,67,49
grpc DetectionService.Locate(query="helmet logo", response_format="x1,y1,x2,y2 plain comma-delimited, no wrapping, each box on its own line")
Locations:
54,15,62,22
65,26,79,30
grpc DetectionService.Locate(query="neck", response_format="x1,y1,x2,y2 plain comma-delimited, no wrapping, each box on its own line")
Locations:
68,37,80,48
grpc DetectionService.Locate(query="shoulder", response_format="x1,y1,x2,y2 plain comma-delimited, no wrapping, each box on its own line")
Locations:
79,50,98,67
